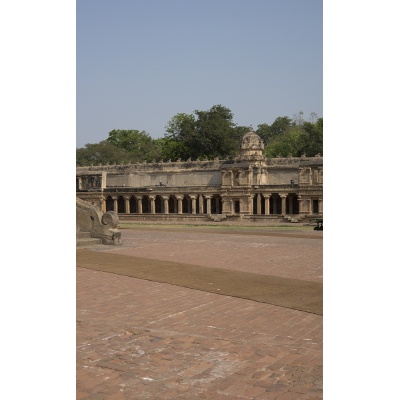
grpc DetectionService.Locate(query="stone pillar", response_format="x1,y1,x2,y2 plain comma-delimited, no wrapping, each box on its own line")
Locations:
280,194,287,216
112,196,118,213
317,168,323,184
264,195,270,215
319,198,323,214
124,196,130,214
190,195,197,214
176,195,183,214
205,195,212,214
199,194,204,214
221,197,227,214
248,195,254,214
137,196,143,214
149,195,156,214
101,196,106,213
162,195,170,214
229,171,234,186
257,193,262,215
230,199,234,215
297,196,305,214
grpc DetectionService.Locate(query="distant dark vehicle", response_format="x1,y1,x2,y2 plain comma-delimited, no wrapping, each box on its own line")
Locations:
311,218,323,231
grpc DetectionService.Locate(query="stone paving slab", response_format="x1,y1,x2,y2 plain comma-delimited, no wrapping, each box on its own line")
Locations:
77,227,322,399
104,228,323,283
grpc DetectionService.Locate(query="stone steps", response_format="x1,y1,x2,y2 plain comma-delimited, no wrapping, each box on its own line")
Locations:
76,232,102,247
77,232,91,238
284,215,306,223
208,214,227,222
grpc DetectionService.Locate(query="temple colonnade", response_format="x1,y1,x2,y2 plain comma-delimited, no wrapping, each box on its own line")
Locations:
102,192,323,216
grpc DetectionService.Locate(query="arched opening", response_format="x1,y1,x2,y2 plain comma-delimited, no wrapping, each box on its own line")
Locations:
234,200,240,214
253,196,257,215
312,199,319,214
182,195,190,213
211,195,222,214
286,194,299,214
130,197,137,213
117,196,125,213
106,196,113,212
269,194,282,215
168,197,175,213
155,195,163,213
142,196,150,213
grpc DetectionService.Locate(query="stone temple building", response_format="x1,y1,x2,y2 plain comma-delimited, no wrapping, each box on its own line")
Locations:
76,130,323,224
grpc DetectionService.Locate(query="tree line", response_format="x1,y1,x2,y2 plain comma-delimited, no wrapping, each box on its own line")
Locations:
76,105,322,166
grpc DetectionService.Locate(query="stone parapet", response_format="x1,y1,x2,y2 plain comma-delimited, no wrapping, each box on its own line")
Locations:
76,197,122,245
76,159,226,173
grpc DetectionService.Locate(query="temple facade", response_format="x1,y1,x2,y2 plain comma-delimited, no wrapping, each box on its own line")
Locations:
76,130,323,223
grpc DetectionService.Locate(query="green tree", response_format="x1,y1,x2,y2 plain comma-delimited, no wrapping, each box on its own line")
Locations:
255,123,270,144
256,116,292,145
299,117,323,156
106,129,158,161
270,116,293,135
164,105,239,160
264,127,304,158
263,116,323,157
153,137,189,161
76,141,131,166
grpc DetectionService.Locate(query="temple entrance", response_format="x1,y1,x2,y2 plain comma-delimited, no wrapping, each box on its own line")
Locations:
182,196,190,213
129,197,137,213
106,196,113,212
211,195,222,214
117,196,125,213
286,194,300,214
155,195,163,213
234,200,240,214
142,196,150,213
169,197,175,213
313,199,319,214
269,194,282,214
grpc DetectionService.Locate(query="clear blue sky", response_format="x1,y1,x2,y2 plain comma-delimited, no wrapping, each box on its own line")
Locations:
77,0,322,147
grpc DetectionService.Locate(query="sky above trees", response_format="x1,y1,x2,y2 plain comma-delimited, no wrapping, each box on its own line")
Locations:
77,0,322,148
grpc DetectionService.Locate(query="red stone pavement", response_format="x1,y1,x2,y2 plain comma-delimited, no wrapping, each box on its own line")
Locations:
77,227,323,399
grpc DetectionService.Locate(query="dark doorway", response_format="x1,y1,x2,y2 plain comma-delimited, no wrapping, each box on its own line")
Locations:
234,200,240,213
313,199,319,214
106,196,113,212
117,196,125,213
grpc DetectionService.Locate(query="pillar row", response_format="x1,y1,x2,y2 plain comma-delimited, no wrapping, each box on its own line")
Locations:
162,195,170,214
176,195,183,214
149,195,156,214
205,195,212,214
189,195,197,214
280,194,287,216
136,196,143,214
123,196,130,214
264,195,270,215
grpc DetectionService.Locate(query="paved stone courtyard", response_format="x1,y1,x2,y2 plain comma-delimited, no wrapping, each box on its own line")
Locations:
77,226,323,399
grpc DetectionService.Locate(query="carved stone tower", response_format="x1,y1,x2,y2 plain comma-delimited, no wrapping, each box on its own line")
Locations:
239,129,265,161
